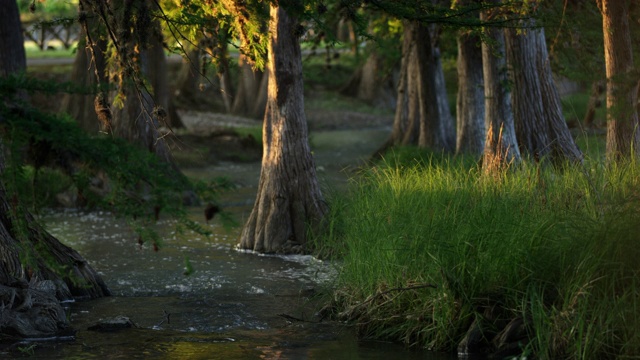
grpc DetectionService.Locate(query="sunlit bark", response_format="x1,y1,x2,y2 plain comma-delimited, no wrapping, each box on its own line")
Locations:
597,0,640,161
481,5,520,173
238,3,327,253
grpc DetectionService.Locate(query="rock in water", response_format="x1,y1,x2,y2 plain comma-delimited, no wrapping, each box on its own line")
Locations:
87,316,137,332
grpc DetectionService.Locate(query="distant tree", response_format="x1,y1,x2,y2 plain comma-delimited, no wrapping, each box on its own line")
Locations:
377,20,454,156
0,0,109,338
59,14,107,133
238,2,327,253
340,16,400,110
596,0,640,161
454,1,485,156
231,54,268,118
505,23,583,164
455,27,485,156
72,0,179,170
480,3,520,173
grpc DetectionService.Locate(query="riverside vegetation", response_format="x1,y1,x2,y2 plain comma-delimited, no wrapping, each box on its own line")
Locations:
314,143,640,358
22,40,630,357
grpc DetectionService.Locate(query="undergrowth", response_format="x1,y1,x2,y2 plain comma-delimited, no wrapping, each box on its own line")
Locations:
0,73,233,252
316,146,640,359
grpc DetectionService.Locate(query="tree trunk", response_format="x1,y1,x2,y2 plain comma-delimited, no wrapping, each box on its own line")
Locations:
340,50,396,109
481,6,520,173
506,24,583,164
59,21,107,133
231,54,266,118
0,1,25,77
598,0,640,161
217,46,235,114
109,7,176,167
238,3,327,254
377,20,454,156
0,0,110,338
455,29,485,156
583,80,605,128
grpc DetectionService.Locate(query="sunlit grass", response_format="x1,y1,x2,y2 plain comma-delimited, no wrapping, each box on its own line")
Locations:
25,41,77,59
316,146,640,358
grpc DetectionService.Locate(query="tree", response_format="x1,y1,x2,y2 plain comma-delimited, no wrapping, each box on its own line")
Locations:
238,2,328,253
59,15,107,133
340,48,397,109
455,26,485,156
480,5,520,173
377,20,454,155
0,0,109,338
505,23,583,164
340,16,400,110
231,54,268,118
596,0,640,161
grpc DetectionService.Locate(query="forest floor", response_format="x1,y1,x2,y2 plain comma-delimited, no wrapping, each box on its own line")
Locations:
169,108,393,168
27,62,394,172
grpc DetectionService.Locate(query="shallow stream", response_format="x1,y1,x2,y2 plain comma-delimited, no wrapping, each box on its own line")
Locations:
7,128,456,359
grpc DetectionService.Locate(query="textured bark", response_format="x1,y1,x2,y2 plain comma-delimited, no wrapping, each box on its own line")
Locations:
456,30,485,156
0,0,110,338
238,4,327,253
377,20,454,156
506,25,583,164
481,6,520,173
598,0,640,161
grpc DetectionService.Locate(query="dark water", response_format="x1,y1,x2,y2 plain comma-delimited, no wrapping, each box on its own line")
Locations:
2,129,456,359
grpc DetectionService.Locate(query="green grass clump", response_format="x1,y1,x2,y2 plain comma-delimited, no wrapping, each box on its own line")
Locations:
316,147,640,358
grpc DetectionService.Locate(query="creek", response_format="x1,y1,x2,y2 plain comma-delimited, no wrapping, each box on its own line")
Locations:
11,128,456,359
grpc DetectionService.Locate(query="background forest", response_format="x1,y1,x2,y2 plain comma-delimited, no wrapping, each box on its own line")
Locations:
1,0,639,359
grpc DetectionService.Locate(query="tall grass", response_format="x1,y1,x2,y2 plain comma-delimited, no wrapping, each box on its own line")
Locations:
316,147,640,358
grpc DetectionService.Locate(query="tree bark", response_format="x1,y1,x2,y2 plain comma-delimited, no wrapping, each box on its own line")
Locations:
238,3,327,253
0,0,110,337
377,20,454,156
481,6,520,173
455,29,485,156
598,0,640,161
506,24,583,164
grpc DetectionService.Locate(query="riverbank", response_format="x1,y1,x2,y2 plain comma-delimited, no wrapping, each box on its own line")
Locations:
315,147,640,359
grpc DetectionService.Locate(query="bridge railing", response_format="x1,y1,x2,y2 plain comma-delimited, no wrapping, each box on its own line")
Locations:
22,20,79,50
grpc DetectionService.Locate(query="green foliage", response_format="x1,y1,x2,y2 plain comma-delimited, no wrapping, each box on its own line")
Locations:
18,0,78,19
542,1,605,84
0,74,231,249
316,147,640,357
